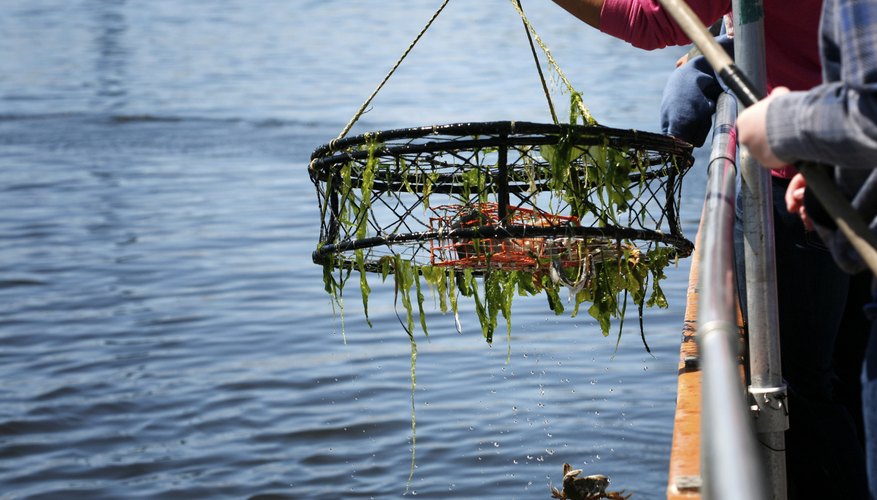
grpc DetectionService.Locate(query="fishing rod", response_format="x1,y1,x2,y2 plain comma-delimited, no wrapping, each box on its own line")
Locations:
657,0,877,276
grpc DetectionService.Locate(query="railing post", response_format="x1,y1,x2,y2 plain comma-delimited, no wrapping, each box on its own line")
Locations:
730,1,788,498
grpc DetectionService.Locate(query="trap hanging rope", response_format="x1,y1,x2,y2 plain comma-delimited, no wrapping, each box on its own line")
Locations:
310,121,694,342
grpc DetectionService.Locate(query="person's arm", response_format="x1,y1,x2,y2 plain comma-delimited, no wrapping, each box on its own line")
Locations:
739,0,877,171
755,85,877,170
551,0,728,50
551,0,605,29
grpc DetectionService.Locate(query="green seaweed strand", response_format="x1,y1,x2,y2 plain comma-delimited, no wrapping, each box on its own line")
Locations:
394,254,415,335
355,138,379,327
322,258,351,343
405,335,418,491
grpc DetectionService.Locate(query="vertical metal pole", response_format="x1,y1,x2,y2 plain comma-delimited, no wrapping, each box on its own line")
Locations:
497,139,510,223
731,1,788,498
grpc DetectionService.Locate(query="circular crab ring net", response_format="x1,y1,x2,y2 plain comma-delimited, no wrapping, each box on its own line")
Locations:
310,121,694,275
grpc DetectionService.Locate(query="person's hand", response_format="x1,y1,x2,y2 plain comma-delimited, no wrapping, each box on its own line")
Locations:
736,86,790,169
785,173,813,230
723,14,734,38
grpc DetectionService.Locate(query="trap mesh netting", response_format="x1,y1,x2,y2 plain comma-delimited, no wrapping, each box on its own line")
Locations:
310,120,694,275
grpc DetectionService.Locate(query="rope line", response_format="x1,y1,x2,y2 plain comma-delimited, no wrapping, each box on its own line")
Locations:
517,0,559,125
507,0,596,125
331,0,451,147
329,0,594,152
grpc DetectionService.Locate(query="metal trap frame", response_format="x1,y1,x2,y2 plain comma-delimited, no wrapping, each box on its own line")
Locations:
310,120,694,274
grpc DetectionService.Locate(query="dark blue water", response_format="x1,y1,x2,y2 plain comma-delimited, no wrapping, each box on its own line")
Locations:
0,1,709,498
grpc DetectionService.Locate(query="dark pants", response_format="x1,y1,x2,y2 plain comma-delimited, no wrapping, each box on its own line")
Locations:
862,296,877,498
735,176,868,498
659,35,733,147
837,272,872,444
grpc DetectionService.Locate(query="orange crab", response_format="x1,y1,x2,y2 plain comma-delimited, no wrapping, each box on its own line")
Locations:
549,463,631,500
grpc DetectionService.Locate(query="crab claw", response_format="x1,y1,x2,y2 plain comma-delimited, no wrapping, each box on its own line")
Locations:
565,468,584,479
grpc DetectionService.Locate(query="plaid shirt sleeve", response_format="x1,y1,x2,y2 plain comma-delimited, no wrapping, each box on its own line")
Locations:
765,0,877,170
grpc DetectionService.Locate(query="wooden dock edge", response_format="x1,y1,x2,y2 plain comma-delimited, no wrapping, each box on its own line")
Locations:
666,230,746,499
666,237,704,499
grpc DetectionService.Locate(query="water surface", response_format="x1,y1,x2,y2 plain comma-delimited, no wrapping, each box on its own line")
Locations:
0,1,709,498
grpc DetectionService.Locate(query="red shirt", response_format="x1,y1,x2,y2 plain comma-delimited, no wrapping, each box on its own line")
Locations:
600,0,823,178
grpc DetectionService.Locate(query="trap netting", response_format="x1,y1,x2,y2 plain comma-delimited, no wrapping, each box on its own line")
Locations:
310,120,694,344
310,120,694,275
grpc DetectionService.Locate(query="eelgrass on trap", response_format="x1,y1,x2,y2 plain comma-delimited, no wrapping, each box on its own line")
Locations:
310,117,694,350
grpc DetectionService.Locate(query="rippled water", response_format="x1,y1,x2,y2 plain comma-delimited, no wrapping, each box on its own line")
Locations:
0,1,709,498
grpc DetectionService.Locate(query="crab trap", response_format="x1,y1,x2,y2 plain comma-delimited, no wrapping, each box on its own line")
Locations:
310,121,694,343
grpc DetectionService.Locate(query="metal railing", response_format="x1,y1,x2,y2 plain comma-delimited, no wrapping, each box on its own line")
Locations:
696,93,771,500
